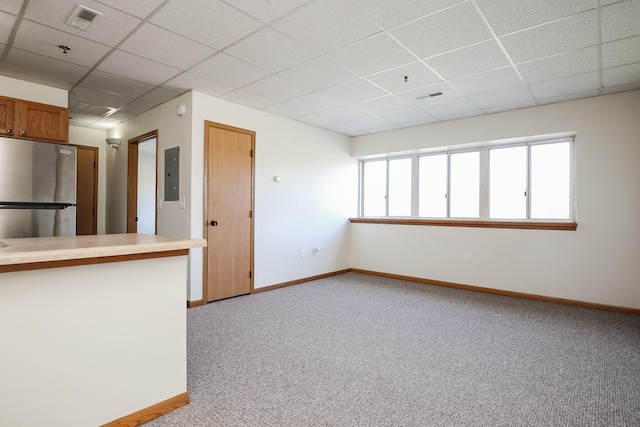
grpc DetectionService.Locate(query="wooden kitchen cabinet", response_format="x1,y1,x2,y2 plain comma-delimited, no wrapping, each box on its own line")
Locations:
0,96,69,143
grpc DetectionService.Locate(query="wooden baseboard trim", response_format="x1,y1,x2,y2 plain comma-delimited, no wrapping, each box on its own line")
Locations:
252,269,352,294
101,391,189,427
187,299,204,308
351,269,640,316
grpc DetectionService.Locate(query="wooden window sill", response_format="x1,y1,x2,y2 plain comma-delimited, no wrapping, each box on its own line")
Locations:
349,218,577,231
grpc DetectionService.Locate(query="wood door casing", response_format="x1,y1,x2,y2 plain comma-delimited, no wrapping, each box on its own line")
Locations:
75,145,98,235
204,121,255,302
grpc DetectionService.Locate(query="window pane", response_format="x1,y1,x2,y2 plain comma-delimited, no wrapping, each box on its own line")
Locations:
362,160,387,216
388,158,412,216
418,155,447,217
531,142,570,219
450,151,479,218
490,146,527,219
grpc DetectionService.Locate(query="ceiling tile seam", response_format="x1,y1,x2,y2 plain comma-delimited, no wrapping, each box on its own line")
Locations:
497,8,598,39
221,0,313,26
356,0,470,33
595,0,604,96
512,45,600,66
0,0,30,69
470,0,538,109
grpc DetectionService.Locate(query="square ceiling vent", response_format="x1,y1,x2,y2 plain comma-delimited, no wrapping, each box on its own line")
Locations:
66,5,102,30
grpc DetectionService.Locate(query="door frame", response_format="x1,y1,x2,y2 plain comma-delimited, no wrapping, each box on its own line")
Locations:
127,130,158,234
203,120,255,303
72,144,99,235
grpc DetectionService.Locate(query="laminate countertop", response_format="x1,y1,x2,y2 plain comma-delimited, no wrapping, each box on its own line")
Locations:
0,233,206,267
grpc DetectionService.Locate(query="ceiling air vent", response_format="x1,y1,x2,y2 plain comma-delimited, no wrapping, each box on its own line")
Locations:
415,91,444,101
66,5,102,30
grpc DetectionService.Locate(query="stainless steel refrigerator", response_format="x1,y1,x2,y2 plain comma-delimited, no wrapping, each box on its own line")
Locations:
0,137,76,238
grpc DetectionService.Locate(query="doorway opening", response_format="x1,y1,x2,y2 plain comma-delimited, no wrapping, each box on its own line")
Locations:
127,130,158,234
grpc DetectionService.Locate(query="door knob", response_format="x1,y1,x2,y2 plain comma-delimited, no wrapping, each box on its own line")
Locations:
210,220,218,226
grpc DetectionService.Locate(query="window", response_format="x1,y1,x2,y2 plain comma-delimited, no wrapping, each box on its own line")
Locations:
359,137,574,224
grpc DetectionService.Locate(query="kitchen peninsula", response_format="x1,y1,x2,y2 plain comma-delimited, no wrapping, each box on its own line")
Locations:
0,234,206,427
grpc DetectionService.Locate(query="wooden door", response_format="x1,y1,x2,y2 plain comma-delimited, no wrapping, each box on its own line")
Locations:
205,121,254,302
19,100,69,143
75,145,98,235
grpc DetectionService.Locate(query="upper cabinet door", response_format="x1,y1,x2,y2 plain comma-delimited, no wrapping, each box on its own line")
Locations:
0,97,17,137
19,100,69,144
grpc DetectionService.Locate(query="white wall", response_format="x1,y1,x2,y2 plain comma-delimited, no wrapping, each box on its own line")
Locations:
69,126,107,234
0,75,67,107
351,90,640,309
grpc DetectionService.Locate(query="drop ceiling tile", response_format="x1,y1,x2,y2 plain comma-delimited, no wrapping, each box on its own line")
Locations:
224,0,312,23
163,72,234,97
13,19,111,67
351,0,461,29
0,11,16,44
121,99,156,115
0,69,74,90
468,85,535,109
225,27,316,73
119,24,216,70
425,40,510,80
90,117,124,129
379,107,437,125
317,78,388,105
476,0,595,36
4,47,89,85
345,115,396,133
70,86,133,109
222,89,276,109
324,123,367,136
421,97,479,119
273,0,380,53
601,81,640,94
601,0,640,42
602,36,640,68
365,61,441,93
94,0,165,19
355,95,410,115
283,91,345,113
517,46,599,83
603,63,640,87
104,109,135,122
537,88,599,105
397,81,461,106
150,0,262,50
140,87,181,105
68,113,100,127
0,0,24,15
242,74,313,102
98,50,182,85
449,67,522,96
190,53,270,88
329,33,416,77
500,10,597,63
483,100,537,114
297,114,336,127
436,109,484,122
390,2,492,59
316,106,371,123
24,0,141,47
81,70,154,98
278,55,357,90
263,103,307,119
530,71,600,99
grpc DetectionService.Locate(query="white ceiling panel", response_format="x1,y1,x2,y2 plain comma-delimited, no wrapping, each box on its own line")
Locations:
422,97,479,119
450,67,522,96
225,27,316,73
98,50,182,86
602,81,640,95
345,115,396,133
397,81,461,106
68,113,100,127
89,117,124,129
81,70,154,98
4,47,89,84
150,0,262,50
390,2,492,59
477,0,596,35
224,0,313,23
601,0,640,42
273,0,380,53
13,19,112,67
603,63,640,87
278,55,357,90
69,86,133,109
317,78,388,105
190,53,269,88
500,10,597,63
222,89,276,109
366,61,442,93
297,114,336,127
316,106,372,123
517,47,599,83
425,40,510,80
537,88,600,105
283,91,346,113
119,24,216,70
24,0,141,47
0,68,74,90
1,0,24,15
483,100,537,114
140,87,181,105
324,123,367,136
242,74,313,102
351,0,461,30
0,11,16,44
530,71,600,99
468,85,535,109
163,72,234,97
120,99,156,115
329,33,416,77
380,107,436,125
602,36,640,68
263,103,307,119
355,95,410,115
94,0,165,19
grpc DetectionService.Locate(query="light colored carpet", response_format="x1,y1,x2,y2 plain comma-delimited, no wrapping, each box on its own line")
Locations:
145,272,640,426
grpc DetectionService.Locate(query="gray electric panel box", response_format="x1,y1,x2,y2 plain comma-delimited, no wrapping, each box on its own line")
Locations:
164,147,179,201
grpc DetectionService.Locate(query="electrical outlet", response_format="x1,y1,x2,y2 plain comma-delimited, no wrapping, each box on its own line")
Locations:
300,249,305,258
313,246,320,256
464,253,471,263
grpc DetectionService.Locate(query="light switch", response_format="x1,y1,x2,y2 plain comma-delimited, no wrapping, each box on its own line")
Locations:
179,197,186,209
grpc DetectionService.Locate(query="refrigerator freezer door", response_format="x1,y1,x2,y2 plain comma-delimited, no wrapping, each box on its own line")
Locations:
0,206,76,238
